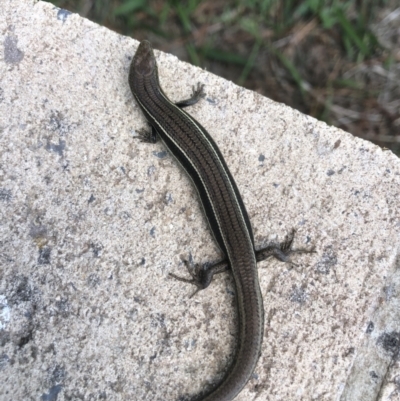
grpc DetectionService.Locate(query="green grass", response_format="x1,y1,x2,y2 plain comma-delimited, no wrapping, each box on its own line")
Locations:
51,0,384,66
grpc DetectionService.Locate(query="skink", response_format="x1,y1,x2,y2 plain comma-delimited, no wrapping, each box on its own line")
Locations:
129,40,304,401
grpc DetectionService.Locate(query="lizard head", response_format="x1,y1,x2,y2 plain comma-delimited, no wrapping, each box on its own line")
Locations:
130,40,157,77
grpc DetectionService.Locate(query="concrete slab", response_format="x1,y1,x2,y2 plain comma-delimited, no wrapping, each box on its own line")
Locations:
1,1,400,400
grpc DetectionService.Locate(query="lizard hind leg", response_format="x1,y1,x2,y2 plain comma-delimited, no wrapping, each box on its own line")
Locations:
169,256,230,298
256,229,315,267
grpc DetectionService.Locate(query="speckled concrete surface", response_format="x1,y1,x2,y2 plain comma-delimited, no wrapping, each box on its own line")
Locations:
1,1,400,401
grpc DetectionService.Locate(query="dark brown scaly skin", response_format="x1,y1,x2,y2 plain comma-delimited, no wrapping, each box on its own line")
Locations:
129,40,309,401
